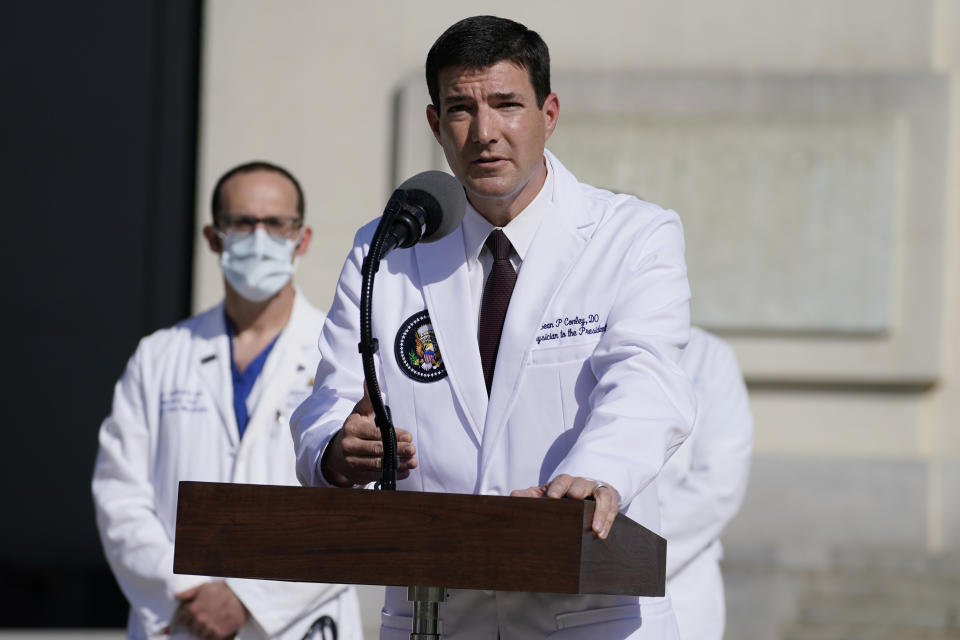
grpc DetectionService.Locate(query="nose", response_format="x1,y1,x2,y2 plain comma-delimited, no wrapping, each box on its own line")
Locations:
471,104,498,144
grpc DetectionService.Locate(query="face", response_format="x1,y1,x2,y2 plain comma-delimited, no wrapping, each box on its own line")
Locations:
427,61,559,223
203,169,312,258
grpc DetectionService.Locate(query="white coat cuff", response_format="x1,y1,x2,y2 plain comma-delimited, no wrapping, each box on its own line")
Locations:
312,431,339,488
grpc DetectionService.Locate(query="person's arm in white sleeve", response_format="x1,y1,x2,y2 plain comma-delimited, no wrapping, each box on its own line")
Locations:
91,345,208,636
660,333,753,577
552,211,697,507
291,230,369,488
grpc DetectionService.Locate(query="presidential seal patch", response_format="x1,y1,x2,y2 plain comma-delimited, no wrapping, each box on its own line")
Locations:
394,310,447,382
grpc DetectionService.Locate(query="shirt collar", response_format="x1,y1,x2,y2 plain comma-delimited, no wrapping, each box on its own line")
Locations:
461,155,554,269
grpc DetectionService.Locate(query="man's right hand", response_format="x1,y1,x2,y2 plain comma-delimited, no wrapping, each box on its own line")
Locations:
320,385,418,487
171,581,248,639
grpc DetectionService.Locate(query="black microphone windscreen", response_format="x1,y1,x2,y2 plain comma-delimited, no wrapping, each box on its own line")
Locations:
398,171,466,242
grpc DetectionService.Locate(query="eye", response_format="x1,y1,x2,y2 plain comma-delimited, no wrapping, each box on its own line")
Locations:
229,215,257,233
264,216,301,236
446,104,470,114
262,217,284,231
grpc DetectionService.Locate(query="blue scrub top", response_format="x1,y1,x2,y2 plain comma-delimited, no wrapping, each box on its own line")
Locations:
226,313,280,439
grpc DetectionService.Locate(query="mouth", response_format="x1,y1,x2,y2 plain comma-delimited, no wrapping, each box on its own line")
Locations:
472,156,507,167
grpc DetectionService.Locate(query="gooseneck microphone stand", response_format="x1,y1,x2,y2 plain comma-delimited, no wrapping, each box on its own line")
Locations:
357,188,448,639
358,192,403,492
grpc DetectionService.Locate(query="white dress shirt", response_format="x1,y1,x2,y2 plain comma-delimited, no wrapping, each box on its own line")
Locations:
460,158,555,326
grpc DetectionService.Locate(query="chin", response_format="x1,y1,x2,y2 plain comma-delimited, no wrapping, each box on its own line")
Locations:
464,177,518,201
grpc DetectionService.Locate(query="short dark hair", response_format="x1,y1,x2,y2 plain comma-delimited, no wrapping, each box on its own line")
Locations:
426,15,551,108
210,160,305,226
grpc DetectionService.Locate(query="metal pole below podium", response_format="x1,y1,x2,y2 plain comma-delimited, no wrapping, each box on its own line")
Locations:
408,585,448,640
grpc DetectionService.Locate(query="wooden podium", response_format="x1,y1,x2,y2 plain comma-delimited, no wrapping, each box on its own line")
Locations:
174,481,666,597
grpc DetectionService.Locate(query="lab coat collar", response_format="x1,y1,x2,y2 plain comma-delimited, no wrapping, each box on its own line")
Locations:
190,288,317,451
481,150,599,463
461,157,554,268
415,229,487,445
413,152,598,449
191,302,239,448
241,288,315,449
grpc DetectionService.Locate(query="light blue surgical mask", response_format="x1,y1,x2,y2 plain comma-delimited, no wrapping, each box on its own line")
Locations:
219,228,301,302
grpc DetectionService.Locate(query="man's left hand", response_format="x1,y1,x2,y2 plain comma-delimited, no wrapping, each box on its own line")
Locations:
511,474,620,539
173,581,249,639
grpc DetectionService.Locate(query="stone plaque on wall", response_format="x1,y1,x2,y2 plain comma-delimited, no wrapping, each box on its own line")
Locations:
547,114,905,334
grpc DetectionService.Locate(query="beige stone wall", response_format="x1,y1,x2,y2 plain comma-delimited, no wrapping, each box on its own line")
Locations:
197,1,959,635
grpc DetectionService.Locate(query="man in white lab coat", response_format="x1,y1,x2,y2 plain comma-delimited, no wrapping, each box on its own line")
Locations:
292,16,695,640
661,327,753,640
93,161,361,640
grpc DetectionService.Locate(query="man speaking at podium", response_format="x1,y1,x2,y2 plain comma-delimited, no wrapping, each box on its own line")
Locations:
292,16,696,639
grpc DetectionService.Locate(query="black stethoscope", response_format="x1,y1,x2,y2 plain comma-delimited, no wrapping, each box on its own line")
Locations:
301,615,338,640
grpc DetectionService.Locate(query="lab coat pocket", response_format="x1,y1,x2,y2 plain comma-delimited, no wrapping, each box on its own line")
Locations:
547,603,642,638
528,342,598,431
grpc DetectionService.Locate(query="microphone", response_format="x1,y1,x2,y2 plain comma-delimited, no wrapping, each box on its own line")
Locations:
358,171,465,490
378,171,466,257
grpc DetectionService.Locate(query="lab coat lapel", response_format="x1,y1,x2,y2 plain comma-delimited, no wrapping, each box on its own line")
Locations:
192,304,239,448
482,159,595,457
242,292,311,450
415,226,487,443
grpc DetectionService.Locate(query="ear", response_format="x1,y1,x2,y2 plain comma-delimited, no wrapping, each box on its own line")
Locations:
541,93,560,142
202,225,222,254
426,104,442,143
294,226,312,257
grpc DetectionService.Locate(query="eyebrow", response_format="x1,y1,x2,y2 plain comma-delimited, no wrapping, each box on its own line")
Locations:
442,91,521,105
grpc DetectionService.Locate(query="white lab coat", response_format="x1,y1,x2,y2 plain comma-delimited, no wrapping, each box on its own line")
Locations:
659,328,753,640
93,291,362,640
292,151,696,640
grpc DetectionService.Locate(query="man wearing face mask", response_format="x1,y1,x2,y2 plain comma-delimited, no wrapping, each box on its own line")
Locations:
92,161,362,640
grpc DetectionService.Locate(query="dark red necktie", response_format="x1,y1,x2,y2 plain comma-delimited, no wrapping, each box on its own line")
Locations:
478,229,517,394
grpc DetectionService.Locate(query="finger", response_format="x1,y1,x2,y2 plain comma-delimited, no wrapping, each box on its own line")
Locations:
342,453,387,475
563,477,597,500
510,486,544,498
173,585,199,601
395,429,417,459
174,604,191,627
340,426,389,458
342,415,381,441
344,423,416,456
592,486,619,540
340,436,385,460
545,474,574,499
353,381,374,415
345,447,417,469
181,609,201,635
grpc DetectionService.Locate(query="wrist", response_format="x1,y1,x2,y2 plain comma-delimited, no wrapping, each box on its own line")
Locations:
319,429,355,488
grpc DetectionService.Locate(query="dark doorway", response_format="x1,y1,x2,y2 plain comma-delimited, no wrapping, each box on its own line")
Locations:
0,0,201,626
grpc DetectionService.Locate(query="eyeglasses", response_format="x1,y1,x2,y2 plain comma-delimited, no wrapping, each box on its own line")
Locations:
218,212,302,238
